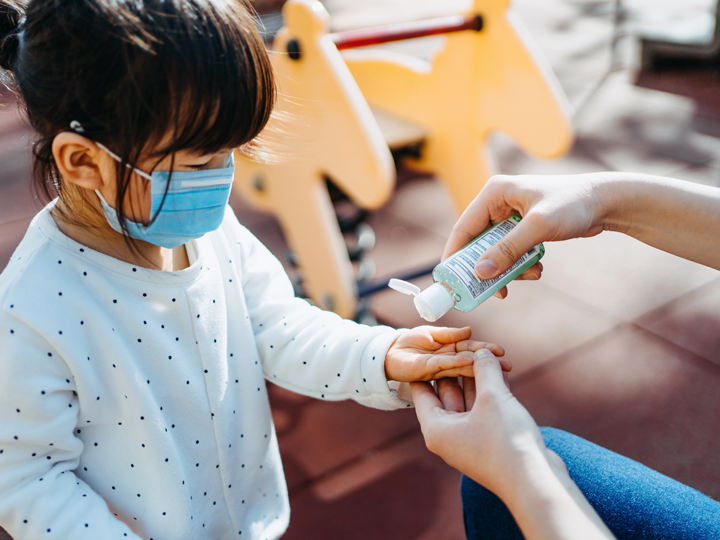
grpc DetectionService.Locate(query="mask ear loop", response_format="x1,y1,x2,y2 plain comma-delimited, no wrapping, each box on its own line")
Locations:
69,121,153,181
70,120,154,232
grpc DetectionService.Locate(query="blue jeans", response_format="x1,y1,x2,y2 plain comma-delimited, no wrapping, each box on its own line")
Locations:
462,427,720,539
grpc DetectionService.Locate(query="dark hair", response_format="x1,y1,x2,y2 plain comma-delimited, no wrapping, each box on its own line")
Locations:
0,0,274,235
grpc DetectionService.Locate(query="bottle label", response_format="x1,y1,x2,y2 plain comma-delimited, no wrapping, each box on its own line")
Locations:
443,219,539,300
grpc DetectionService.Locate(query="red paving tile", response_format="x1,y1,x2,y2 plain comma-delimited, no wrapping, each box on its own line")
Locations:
229,191,277,229
268,383,418,491
269,381,469,539
513,324,720,500
239,215,292,264
636,278,720,367
573,71,693,132
284,431,465,540
579,101,720,167
0,167,38,228
538,231,720,321
380,175,457,238
0,217,33,271
571,134,702,177
0,108,35,228
494,136,609,176
0,112,31,151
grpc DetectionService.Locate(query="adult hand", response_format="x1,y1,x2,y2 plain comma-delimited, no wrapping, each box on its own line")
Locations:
412,349,615,540
443,173,614,299
411,349,547,497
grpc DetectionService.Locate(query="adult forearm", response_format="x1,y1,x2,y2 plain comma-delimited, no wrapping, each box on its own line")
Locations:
500,455,614,540
600,173,720,270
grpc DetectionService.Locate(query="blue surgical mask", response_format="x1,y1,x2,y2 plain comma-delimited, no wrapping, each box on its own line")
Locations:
93,142,235,249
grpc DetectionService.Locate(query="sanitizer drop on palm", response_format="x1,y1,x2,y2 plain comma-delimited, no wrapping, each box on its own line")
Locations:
389,217,544,322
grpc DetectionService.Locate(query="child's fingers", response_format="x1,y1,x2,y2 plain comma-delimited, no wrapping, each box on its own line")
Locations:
430,365,476,379
462,375,476,411
483,343,504,357
425,326,473,344
437,356,510,379
430,350,476,371
419,350,510,380
499,357,512,372
457,341,505,357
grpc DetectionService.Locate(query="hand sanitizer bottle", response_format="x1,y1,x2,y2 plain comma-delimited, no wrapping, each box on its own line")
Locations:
389,217,544,322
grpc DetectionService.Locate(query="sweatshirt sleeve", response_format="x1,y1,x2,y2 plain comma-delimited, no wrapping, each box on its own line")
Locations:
229,218,412,411
0,314,141,540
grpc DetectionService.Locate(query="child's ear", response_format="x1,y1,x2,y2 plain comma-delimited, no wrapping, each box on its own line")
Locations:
52,132,110,191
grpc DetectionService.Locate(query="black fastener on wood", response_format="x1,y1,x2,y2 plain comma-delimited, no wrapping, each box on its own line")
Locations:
287,39,301,60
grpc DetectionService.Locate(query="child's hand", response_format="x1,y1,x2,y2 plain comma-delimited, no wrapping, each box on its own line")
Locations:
384,326,509,382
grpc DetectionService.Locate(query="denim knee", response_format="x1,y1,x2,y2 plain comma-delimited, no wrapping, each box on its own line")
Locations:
461,475,523,540
536,427,720,540
461,427,720,540
461,429,569,540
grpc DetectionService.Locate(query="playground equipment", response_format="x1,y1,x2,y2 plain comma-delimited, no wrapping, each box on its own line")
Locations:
235,0,394,318
234,0,573,319
341,0,573,212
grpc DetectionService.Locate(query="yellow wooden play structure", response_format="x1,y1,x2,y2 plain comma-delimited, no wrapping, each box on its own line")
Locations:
342,0,573,212
234,0,573,319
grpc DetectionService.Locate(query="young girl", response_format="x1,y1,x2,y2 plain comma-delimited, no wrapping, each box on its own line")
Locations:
0,1,507,539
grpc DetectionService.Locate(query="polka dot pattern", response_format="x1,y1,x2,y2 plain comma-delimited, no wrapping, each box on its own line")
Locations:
0,205,408,540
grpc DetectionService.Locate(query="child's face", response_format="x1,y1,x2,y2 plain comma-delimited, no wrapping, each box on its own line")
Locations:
109,147,234,226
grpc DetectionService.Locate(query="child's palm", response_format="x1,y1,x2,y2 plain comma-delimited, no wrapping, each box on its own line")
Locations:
385,326,507,382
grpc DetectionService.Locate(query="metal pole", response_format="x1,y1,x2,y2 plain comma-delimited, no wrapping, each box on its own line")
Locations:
329,14,483,51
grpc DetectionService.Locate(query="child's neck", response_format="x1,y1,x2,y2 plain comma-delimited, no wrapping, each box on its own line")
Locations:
51,198,191,272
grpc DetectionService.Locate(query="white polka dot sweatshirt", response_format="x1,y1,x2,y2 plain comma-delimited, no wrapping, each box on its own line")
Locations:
0,203,410,540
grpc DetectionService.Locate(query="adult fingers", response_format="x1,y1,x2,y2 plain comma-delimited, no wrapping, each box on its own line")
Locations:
462,375,476,411
436,377,465,413
456,341,504,357
443,196,493,261
442,176,524,260
516,262,543,280
492,262,543,300
474,217,547,280
411,381,444,424
472,349,509,401
492,286,508,299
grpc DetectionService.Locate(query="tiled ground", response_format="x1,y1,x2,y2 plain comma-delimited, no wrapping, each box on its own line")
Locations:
2,1,720,539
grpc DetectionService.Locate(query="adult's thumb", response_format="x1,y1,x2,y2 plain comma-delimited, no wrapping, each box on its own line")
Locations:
474,221,544,279
472,349,507,394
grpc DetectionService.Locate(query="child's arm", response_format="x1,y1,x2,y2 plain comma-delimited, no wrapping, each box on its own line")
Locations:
230,217,503,410
0,315,141,539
